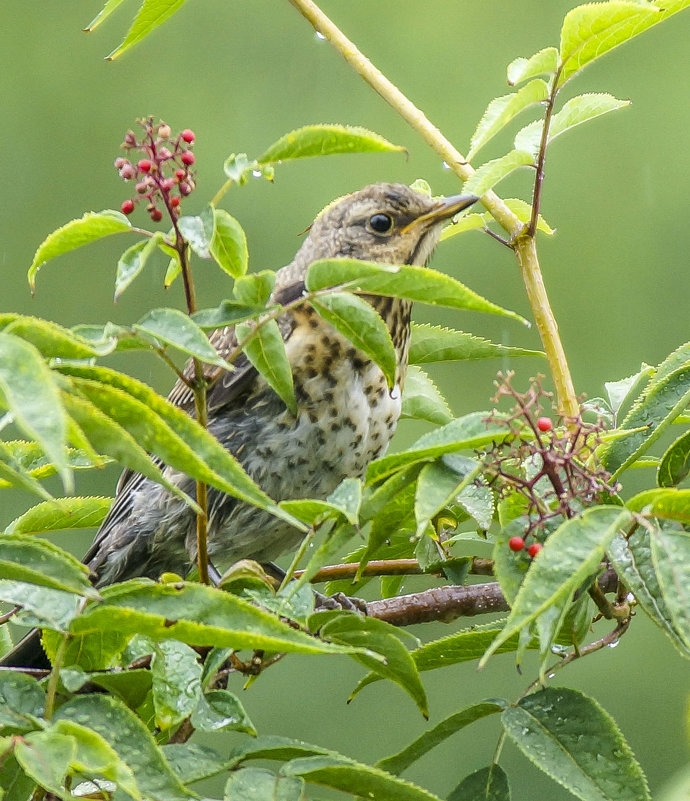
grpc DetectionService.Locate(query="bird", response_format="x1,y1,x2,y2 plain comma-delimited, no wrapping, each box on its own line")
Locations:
2,182,478,668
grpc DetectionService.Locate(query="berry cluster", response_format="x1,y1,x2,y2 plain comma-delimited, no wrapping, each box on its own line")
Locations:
115,117,196,223
482,373,619,553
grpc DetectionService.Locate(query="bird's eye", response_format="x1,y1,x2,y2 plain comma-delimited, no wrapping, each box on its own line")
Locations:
368,213,394,234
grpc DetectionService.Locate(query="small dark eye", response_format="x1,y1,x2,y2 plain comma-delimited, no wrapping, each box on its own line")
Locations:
368,213,394,234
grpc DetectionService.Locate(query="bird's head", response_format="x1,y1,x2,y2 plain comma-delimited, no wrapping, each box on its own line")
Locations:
282,183,479,286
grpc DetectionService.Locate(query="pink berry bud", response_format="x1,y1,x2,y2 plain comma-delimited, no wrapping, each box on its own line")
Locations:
181,129,195,143
158,123,171,139
179,182,192,196
137,159,152,173
160,177,175,192
114,157,126,169
174,168,186,181
121,199,135,215
135,181,148,194
158,147,172,161
119,164,135,180
150,208,163,222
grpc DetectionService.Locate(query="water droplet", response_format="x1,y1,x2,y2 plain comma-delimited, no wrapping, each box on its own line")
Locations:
315,30,326,40
626,592,635,603
252,169,262,178
608,640,619,648
442,161,450,170
547,672,555,679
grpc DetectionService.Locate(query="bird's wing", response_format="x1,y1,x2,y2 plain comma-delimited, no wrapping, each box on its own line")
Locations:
83,279,306,573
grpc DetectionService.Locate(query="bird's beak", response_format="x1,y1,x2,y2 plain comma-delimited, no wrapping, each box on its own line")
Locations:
402,193,480,233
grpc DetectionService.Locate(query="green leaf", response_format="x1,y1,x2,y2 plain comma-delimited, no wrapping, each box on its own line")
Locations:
409,323,543,364
0,672,45,731
14,730,75,796
438,212,486,240
447,765,510,801
480,507,633,666
627,488,690,522
178,206,215,260
0,533,95,596
151,640,202,731
376,702,504,775
0,314,114,359
28,210,131,291
0,332,71,492
225,768,305,800
71,581,366,656
367,412,509,484
286,523,357,596
237,318,297,415
605,363,654,419
401,366,452,426
55,694,192,800
306,259,525,323
311,292,398,390
507,46,559,85
282,754,444,801
210,209,248,277
227,735,332,766
163,743,229,784
107,0,189,60
0,581,80,631
256,124,405,165
650,527,690,651
83,0,128,31
5,496,112,535
0,441,53,499
58,364,289,520
502,197,555,235
114,233,164,301
234,270,276,306
321,615,427,716
191,689,256,734
559,2,661,84
658,429,690,487
462,150,534,199
515,93,630,158
164,248,182,288
601,363,690,477
0,754,37,801
502,687,650,801
60,389,197,511
191,301,264,330
468,79,549,160
134,307,230,368
415,457,480,528
608,529,690,657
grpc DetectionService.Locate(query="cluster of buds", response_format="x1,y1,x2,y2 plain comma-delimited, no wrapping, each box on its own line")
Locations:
482,373,619,550
115,117,196,223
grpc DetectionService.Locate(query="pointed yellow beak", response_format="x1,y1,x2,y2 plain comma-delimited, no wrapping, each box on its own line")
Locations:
402,194,479,233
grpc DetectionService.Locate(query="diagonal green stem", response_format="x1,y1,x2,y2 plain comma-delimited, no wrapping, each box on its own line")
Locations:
287,0,579,417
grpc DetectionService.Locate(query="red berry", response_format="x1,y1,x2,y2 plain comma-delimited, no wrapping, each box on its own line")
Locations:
181,150,195,166
121,199,135,215
181,129,195,143
137,159,152,173
528,542,543,558
150,208,163,222
174,168,186,181
508,536,525,552
170,195,181,207
537,417,553,432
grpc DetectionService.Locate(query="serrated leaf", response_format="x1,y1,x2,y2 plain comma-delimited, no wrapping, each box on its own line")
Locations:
14,730,75,795
0,332,71,492
447,765,510,801
227,735,332,767
507,46,559,85
28,210,131,291
415,457,480,527
559,2,661,84
5,496,112,535
650,527,690,650
311,292,397,390
83,0,128,31
608,529,690,657
0,533,95,597
191,689,256,734
134,307,229,368
114,234,163,301
367,412,509,484
210,209,248,277
658,429,690,487
462,150,534,198
503,197,555,235
438,212,486,240
0,672,45,731
515,93,630,158
236,318,297,414
58,364,291,521
605,363,654,419
468,79,549,160
71,581,365,656
282,754,443,801
307,259,525,323
502,687,650,801
480,507,632,666
401,366,452,425
164,249,182,288
627,488,690,522
107,0,189,60
191,301,265,330
0,314,114,359
234,270,276,306
0,580,80,631
256,124,405,165
601,363,690,477
376,702,504,775
177,206,215,259
408,323,543,364
163,743,229,784
54,695,192,801
224,768,305,800
151,640,202,731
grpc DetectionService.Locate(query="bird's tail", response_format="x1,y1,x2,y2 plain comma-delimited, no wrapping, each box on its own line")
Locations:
0,629,50,670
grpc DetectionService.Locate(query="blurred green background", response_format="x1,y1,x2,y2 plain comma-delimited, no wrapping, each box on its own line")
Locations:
2,1,689,798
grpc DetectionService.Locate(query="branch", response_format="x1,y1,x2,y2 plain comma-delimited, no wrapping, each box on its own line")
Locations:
300,557,495,583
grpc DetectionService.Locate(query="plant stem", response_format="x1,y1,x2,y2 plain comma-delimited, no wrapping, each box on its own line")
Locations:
287,0,580,417
44,634,70,720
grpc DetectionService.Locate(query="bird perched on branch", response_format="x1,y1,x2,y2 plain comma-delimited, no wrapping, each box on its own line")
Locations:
2,182,477,668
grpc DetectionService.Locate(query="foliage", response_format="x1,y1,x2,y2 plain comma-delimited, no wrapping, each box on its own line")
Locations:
2,2,690,800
